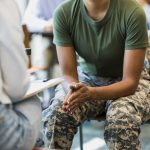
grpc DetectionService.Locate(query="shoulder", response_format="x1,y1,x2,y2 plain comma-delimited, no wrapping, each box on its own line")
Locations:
117,0,145,17
54,0,80,18
54,0,73,13
117,0,141,9
114,0,146,25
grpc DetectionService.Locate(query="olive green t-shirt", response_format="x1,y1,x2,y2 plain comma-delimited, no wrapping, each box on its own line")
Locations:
53,0,149,77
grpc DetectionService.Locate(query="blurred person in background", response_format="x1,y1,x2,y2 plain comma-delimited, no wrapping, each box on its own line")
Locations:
137,0,150,37
137,0,150,82
0,0,41,149
23,0,64,110
23,0,63,79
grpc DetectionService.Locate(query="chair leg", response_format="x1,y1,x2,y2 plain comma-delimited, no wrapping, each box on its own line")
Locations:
79,124,83,150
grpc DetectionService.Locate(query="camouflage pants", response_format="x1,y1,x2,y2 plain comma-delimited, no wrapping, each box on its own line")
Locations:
42,70,150,150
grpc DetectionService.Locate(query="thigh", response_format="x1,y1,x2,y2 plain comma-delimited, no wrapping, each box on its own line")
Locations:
106,79,150,124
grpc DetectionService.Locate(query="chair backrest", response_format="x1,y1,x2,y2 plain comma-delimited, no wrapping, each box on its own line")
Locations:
22,24,30,48
22,25,32,68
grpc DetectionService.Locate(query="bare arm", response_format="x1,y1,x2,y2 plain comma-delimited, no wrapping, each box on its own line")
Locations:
65,48,146,112
56,46,78,92
90,48,146,100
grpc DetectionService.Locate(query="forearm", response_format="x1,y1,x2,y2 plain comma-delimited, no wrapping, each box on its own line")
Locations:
63,70,78,83
62,67,79,93
90,79,138,101
23,16,48,32
56,46,79,85
91,49,145,101
59,55,78,84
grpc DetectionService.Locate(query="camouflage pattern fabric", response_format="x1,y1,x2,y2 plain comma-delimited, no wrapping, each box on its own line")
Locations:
42,67,150,150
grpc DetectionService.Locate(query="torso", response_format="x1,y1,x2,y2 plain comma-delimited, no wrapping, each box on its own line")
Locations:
54,0,148,77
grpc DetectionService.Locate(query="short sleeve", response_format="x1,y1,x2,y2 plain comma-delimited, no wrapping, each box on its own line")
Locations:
53,6,73,46
125,7,149,50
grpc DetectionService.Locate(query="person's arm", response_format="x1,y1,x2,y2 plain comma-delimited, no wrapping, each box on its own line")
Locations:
64,6,148,112
43,18,53,33
53,3,79,92
90,49,146,99
56,46,78,91
64,49,146,112
0,0,30,101
23,0,51,33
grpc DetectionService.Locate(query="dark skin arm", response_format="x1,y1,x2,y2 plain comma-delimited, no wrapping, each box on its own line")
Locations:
56,45,146,113
56,46,79,92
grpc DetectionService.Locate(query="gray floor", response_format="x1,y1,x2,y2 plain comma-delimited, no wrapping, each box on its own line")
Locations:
71,121,150,150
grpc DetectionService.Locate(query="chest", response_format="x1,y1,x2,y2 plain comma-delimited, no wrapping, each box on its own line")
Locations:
71,17,125,64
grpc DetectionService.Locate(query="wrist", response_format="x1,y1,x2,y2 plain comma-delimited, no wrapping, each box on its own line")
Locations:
63,75,78,83
62,78,79,94
89,86,96,100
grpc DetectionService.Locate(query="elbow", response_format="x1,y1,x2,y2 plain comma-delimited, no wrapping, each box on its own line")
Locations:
8,79,30,101
15,85,29,99
124,87,136,97
124,79,139,96
128,82,138,95
127,88,136,96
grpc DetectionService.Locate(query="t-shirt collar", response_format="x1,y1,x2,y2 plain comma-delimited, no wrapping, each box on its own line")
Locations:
81,0,115,27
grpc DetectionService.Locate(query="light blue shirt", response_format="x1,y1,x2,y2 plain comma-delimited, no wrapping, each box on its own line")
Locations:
144,4,150,37
144,5,150,39
23,0,63,32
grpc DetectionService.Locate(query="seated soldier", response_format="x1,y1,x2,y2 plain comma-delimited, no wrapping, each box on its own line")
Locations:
42,0,150,149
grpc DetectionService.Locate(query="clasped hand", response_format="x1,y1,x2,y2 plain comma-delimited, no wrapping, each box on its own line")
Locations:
62,82,93,114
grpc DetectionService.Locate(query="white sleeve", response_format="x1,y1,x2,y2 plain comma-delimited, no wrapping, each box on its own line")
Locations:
23,0,48,32
148,30,150,38
0,0,30,101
